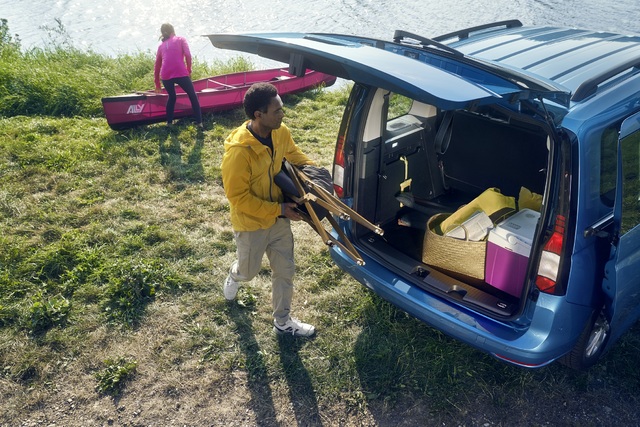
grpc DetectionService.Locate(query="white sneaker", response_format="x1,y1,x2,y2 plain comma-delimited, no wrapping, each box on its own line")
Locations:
274,317,316,337
223,275,238,301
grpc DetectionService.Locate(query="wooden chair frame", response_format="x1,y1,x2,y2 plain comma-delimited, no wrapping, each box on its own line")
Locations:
283,161,384,266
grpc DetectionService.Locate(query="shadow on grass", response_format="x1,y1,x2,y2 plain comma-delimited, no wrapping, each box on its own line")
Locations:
352,295,640,425
276,334,323,427
227,306,279,426
159,124,205,182
227,303,322,426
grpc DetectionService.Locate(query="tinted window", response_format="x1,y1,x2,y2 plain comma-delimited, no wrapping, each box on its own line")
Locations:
600,126,618,207
620,130,640,235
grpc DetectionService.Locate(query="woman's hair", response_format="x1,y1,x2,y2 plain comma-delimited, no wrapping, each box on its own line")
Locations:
243,83,278,119
160,23,175,41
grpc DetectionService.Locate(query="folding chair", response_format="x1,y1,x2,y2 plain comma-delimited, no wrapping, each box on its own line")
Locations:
280,160,384,266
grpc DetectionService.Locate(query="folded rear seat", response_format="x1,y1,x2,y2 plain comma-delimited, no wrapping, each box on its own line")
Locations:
438,111,548,199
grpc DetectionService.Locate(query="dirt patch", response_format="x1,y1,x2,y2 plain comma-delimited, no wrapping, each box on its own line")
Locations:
9,387,639,427
6,343,640,427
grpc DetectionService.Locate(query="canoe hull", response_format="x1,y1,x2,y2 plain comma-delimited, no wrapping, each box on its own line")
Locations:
101,68,336,130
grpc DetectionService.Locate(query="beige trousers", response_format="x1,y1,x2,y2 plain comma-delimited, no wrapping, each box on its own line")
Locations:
229,218,295,324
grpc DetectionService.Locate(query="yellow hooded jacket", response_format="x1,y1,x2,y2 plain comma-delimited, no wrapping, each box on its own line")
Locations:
221,121,314,231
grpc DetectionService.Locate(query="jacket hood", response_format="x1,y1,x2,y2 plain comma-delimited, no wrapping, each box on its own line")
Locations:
224,121,268,153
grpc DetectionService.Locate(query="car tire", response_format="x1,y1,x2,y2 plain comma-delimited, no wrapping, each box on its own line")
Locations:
560,307,610,370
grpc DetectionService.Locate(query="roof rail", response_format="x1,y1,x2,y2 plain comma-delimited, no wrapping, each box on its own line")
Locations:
393,30,463,57
432,20,523,42
572,58,640,102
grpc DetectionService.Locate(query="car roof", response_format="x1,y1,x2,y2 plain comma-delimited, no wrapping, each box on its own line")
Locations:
206,21,640,110
206,31,570,110
439,22,640,103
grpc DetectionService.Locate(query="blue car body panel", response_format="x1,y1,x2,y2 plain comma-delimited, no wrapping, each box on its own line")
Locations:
605,112,640,344
328,232,592,367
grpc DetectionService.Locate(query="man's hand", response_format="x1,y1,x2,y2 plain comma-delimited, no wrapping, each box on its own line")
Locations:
281,203,303,221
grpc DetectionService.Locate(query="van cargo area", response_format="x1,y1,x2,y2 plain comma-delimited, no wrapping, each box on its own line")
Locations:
352,101,550,318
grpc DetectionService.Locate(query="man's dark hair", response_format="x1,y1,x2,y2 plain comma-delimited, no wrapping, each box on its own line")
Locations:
244,82,278,119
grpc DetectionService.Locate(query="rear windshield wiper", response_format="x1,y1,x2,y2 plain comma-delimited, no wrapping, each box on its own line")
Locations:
393,30,463,57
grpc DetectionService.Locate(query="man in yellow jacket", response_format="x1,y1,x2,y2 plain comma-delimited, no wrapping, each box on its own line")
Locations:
221,82,316,337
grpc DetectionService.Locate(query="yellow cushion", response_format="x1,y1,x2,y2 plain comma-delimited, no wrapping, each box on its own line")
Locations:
518,186,543,212
439,188,516,235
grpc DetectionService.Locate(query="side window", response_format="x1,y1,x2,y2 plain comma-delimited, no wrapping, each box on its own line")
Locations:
620,130,640,235
600,126,618,207
387,93,413,120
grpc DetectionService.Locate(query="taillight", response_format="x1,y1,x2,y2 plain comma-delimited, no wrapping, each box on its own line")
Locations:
333,135,346,198
535,215,566,294
535,133,572,296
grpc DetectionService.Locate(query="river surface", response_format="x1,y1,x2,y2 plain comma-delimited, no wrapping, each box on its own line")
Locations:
1,0,639,65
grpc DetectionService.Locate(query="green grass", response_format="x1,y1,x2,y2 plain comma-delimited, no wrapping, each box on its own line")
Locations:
94,356,138,396
1,19,639,425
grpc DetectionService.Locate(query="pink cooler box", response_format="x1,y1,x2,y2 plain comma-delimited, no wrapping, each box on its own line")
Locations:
485,209,540,297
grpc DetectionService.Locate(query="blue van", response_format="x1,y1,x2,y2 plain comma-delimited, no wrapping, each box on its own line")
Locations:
208,20,640,369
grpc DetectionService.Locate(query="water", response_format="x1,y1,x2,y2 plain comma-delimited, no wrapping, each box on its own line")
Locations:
1,0,639,65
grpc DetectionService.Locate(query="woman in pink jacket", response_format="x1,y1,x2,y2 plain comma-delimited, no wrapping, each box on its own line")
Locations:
154,23,203,127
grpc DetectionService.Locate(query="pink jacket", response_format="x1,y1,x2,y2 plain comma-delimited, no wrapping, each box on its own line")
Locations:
154,35,192,89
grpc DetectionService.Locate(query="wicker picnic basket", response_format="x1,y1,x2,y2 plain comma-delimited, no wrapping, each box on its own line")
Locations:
422,213,486,280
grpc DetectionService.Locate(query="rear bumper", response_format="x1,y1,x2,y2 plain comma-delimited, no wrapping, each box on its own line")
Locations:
329,242,589,368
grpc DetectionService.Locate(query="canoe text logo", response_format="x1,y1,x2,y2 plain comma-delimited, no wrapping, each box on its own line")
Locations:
127,104,145,114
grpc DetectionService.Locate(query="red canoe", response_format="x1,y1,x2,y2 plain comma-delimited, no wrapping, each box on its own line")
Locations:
101,68,336,130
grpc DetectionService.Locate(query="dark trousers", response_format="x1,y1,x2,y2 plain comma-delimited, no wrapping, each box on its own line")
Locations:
162,76,202,124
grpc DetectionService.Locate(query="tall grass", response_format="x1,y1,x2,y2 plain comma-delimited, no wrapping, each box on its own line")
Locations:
1,20,639,426
0,18,253,118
